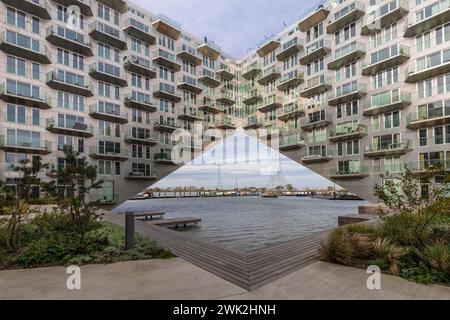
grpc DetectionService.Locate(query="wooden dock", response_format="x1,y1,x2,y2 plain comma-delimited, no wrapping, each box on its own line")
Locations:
149,217,202,228
103,213,328,291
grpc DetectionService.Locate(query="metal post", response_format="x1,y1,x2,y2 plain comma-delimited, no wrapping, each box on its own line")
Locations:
125,213,135,250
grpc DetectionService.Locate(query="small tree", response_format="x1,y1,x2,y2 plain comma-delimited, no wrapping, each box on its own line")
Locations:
0,159,44,253
374,165,450,246
44,146,103,252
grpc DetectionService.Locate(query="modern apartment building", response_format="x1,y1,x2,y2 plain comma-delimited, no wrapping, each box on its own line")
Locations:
0,0,449,205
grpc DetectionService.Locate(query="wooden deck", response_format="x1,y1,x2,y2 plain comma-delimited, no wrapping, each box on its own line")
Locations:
104,213,329,291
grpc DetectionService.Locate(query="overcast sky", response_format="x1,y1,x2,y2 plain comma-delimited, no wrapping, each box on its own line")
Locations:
129,0,323,58
128,0,331,189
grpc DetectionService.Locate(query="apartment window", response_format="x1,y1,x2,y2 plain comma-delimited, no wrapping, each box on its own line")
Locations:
437,73,450,94
419,128,428,146
6,7,25,29
384,156,402,173
57,92,84,111
343,23,356,41
372,115,380,132
159,66,175,82
132,73,150,90
384,111,400,129
418,79,433,99
372,67,398,89
6,56,25,76
98,4,119,26
99,120,120,138
130,37,150,56
159,99,174,113
6,104,25,124
159,35,175,51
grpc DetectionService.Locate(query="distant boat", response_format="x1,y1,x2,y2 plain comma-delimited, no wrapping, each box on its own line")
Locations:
262,191,280,198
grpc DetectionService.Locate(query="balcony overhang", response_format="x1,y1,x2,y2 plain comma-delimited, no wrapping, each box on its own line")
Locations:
46,126,93,138
124,60,157,78
405,62,450,83
298,7,330,32
216,123,236,130
123,25,156,45
51,0,93,16
125,137,158,146
177,51,202,65
125,174,158,181
197,43,221,60
256,40,280,57
362,5,409,35
1,0,51,19
363,100,411,116
364,146,411,158
362,53,410,76
154,123,180,132
280,142,305,151
327,48,365,70
404,7,450,37
96,0,127,14
216,69,235,80
46,28,93,56
125,98,157,112
152,20,181,40
330,173,369,180
301,119,332,131
407,115,450,130
300,46,331,65
327,6,365,34
89,153,129,161
153,90,182,103
88,111,128,124
89,69,128,87
244,122,263,130
278,109,305,122
276,44,303,61
46,79,93,97
242,95,263,106
89,29,127,50
257,70,281,85
0,143,51,155
178,114,204,122
242,67,262,80
329,130,367,143
198,75,221,88
0,91,51,110
258,100,282,113
177,82,203,94
277,76,303,91
152,56,182,72
300,82,332,98
0,41,51,64
328,90,366,106
199,105,223,114
301,155,333,164
216,96,235,106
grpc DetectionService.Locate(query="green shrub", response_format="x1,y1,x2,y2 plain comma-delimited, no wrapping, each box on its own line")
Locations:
401,263,450,285
320,229,355,266
422,243,450,274
372,238,407,275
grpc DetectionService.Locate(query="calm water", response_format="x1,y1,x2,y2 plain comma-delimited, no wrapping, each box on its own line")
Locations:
114,197,367,251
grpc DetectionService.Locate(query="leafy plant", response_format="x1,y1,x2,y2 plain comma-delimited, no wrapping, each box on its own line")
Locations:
372,238,407,275
320,229,354,266
422,243,450,274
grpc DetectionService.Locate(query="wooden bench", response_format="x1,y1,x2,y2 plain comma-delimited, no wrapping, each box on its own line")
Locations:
130,212,165,221
150,217,201,229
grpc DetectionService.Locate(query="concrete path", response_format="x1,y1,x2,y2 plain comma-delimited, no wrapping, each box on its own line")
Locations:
1,259,449,300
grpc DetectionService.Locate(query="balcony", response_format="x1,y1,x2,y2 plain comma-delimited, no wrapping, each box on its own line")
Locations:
328,82,367,106
96,0,127,13
123,18,156,44
198,41,221,60
242,90,263,105
125,132,157,146
89,21,127,50
216,118,236,130
0,135,51,155
125,93,157,112
405,54,450,83
298,7,330,32
0,31,51,64
277,38,303,61
279,135,305,151
46,118,94,138
361,0,409,35
177,75,203,94
300,39,331,65
327,41,365,70
301,152,334,164
46,71,93,97
364,139,411,157
198,69,221,87
300,113,332,130
177,45,202,65
257,66,282,85
327,1,365,34
154,120,181,132
329,124,367,143
152,14,181,40
89,146,128,161
277,103,305,121
124,56,157,78
300,75,332,98
407,108,450,130
50,0,93,16
89,62,127,87
330,167,369,180
199,101,223,114
404,0,450,37
154,152,177,165
153,49,181,71
153,84,181,103
256,39,280,57
244,116,263,130
216,66,235,80
1,0,51,19
216,91,235,106
277,71,304,91
362,45,410,76
0,82,51,109
178,108,204,122
46,24,93,56
89,104,128,124
242,63,262,80
406,160,450,174
363,90,411,116
126,168,158,181
90,193,118,206
258,96,282,113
